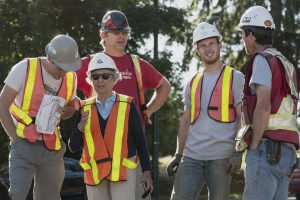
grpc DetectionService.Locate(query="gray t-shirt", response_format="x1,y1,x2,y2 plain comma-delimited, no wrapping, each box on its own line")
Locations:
250,54,272,93
183,67,244,160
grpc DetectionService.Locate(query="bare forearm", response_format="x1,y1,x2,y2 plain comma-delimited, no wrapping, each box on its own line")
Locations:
0,106,17,141
175,109,190,155
250,104,271,149
250,85,271,149
0,85,18,141
176,122,189,155
147,77,171,116
235,102,242,132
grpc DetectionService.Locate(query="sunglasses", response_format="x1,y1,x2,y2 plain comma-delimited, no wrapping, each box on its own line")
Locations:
91,73,113,81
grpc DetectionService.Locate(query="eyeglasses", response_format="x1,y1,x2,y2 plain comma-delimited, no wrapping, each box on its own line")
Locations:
91,73,113,81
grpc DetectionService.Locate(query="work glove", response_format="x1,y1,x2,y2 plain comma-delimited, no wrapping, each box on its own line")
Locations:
227,151,243,175
166,154,183,176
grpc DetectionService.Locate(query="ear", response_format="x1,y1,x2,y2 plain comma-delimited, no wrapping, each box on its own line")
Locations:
250,32,256,42
219,41,223,49
46,56,52,64
100,31,107,40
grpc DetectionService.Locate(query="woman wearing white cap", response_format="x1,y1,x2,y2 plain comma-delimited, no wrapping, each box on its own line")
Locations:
69,53,153,200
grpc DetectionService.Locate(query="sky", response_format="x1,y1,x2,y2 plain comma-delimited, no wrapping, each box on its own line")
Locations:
140,0,197,90
141,0,246,89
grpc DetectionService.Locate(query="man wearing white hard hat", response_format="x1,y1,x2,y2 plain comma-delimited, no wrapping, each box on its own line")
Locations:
0,34,81,200
68,53,153,200
167,22,244,200
236,5,299,200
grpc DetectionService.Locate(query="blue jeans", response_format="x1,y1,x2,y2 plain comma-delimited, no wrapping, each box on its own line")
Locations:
170,156,232,200
243,141,297,200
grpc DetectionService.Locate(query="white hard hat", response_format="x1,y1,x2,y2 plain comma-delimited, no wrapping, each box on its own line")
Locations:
87,53,117,76
236,6,275,30
45,34,81,71
193,22,222,45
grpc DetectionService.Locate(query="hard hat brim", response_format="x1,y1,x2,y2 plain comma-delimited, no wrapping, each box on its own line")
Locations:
55,58,82,72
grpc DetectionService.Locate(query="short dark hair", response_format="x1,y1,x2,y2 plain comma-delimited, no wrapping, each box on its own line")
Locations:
242,26,274,45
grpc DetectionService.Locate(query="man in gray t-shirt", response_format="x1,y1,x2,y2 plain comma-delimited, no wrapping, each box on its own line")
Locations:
167,22,244,200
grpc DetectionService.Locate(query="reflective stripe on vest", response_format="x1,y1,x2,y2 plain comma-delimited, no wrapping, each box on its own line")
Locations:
130,55,145,108
111,95,129,181
66,72,74,103
266,95,298,132
122,158,138,169
15,58,38,138
10,103,32,125
130,54,150,124
10,58,75,150
263,48,298,98
83,98,100,184
220,66,234,122
190,66,235,124
190,69,204,124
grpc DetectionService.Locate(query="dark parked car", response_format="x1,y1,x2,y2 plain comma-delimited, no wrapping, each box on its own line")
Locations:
289,161,300,200
0,157,87,200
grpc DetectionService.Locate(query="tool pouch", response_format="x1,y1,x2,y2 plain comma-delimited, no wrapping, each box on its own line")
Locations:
266,140,281,165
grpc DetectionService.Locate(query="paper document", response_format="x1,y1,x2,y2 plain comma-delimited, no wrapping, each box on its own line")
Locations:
35,95,65,134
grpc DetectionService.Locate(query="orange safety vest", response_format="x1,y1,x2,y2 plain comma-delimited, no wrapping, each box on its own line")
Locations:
10,58,76,150
190,66,236,124
82,54,150,124
80,94,138,185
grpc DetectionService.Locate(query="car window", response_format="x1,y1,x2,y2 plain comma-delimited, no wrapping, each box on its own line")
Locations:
65,160,83,172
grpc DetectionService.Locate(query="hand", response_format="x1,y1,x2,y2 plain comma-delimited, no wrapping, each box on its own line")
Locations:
78,111,89,132
73,97,82,111
143,112,152,126
227,151,243,175
166,154,182,176
140,170,153,194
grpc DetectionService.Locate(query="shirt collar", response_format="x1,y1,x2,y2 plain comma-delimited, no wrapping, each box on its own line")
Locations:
95,91,116,104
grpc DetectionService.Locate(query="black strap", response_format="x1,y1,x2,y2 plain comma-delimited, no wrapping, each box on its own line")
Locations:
208,104,234,111
96,158,112,164
31,117,36,125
